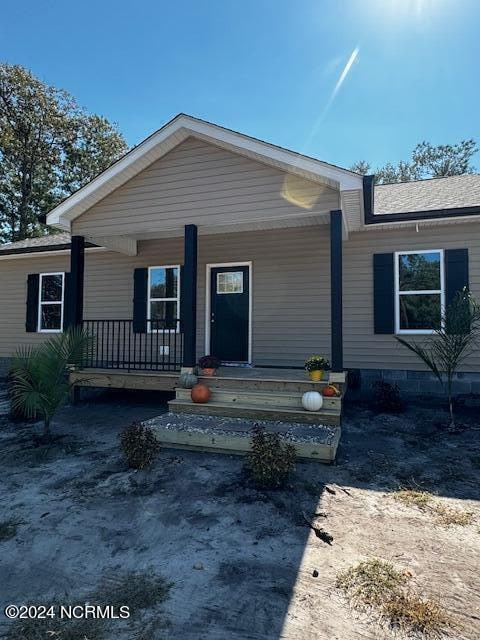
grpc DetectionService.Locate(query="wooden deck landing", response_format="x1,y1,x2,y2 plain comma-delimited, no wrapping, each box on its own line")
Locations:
69,368,179,392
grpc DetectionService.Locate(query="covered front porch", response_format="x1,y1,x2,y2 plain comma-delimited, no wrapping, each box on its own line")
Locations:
67,211,345,377
66,213,346,437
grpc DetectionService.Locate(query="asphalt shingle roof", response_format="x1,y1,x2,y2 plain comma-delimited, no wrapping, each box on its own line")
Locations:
0,233,71,253
374,174,480,215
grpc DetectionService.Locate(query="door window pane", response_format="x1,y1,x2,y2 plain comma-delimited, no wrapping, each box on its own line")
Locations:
399,294,441,331
399,252,441,291
217,271,243,294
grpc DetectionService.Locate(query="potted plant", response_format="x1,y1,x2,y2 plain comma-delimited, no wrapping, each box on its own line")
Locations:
198,355,221,376
304,355,330,382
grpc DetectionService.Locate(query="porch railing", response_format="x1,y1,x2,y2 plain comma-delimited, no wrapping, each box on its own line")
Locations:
81,319,183,372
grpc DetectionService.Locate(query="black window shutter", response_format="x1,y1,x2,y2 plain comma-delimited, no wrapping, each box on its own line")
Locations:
373,253,395,334
445,248,469,333
133,268,148,333
445,249,469,305
63,272,72,330
26,274,40,332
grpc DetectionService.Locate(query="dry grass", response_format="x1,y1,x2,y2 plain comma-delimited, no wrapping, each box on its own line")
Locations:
393,488,433,510
335,559,409,608
382,592,453,636
92,569,172,613
5,570,172,640
430,503,474,527
336,558,453,638
0,517,22,541
393,487,475,527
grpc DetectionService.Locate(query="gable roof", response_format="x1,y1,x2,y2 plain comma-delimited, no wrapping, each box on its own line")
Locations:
46,113,363,231
374,174,480,215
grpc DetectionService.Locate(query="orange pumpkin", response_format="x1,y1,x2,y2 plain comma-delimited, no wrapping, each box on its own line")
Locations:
191,383,211,404
322,384,339,397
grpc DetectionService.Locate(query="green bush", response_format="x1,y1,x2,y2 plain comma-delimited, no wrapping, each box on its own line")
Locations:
120,421,161,470
246,426,296,488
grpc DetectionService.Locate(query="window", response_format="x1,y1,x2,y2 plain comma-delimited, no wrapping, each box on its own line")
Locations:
395,250,444,334
217,271,244,294
147,266,180,332
38,273,64,332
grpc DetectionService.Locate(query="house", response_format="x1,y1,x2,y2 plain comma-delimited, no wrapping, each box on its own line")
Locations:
0,114,479,428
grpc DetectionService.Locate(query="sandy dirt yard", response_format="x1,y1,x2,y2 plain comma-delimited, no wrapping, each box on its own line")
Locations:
0,390,479,640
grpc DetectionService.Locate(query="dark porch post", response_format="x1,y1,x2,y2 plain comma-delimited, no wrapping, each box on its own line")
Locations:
330,210,343,372
68,235,85,327
182,224,198,370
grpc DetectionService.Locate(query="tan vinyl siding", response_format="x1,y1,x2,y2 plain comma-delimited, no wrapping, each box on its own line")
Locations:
343,222,480,371
0,227,331,366
0,254,71,353
72,137,339,236
1,222,479,373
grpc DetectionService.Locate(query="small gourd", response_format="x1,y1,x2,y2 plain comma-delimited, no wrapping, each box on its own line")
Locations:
302,391,323,412
322,384,340,397
179,372,198,389
191,383,211,404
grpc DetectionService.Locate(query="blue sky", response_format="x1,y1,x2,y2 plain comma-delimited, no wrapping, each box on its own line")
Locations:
1,0,479,170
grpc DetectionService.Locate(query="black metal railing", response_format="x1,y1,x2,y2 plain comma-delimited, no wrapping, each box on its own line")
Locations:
82,319,183,372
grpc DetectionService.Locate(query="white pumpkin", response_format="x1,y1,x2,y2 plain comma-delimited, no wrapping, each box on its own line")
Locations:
302,391,323,412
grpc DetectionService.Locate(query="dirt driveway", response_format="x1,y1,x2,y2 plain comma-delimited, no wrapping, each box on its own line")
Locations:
0,390,479,639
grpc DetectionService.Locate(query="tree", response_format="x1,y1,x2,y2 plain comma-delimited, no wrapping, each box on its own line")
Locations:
350,139,477,184
9,327,92,440
0,64,128,243
349,160,371,176
396,291,480,430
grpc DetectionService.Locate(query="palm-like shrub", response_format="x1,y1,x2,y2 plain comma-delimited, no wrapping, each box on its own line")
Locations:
396,291,480,429
9,327,92,439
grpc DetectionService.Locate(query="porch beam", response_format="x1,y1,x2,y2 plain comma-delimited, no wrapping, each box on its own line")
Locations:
330,210,343,372
85,235,137,256
68,235,85,327
182,224,198,369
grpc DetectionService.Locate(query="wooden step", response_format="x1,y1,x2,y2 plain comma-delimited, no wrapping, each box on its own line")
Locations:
168,399,341,425
146,415,341,462
196,375,345,394
175,387,341,410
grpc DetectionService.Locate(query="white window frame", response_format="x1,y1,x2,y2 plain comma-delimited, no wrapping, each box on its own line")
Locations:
38,272,65,333
394,249,445,335
147,265,181,333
